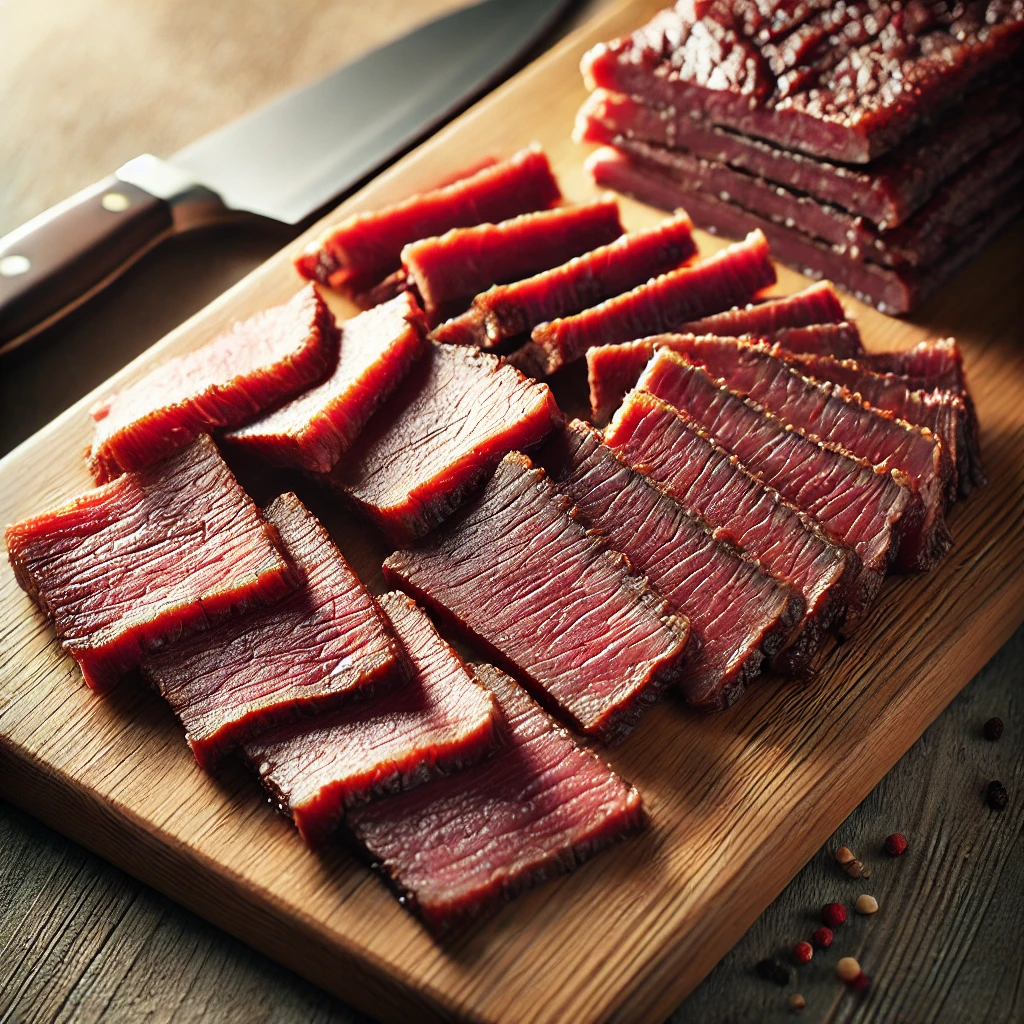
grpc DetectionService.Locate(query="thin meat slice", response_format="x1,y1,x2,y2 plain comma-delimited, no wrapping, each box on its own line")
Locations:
776,349,978,499
638,351,918,613
854,339,970,398
604,391,856,672
295,145,560,292
518,230,776,375
653,336,952,570
587,323,861,423
431,212,696,348
346,662,643,934
679,282,845,337
402,198,624,325
324,343,562,546
382,452,691,742
88,285,338,482
5,436,291,693
141,493,406,771
539,422,801,707
245,592,498,846
223,293,428,472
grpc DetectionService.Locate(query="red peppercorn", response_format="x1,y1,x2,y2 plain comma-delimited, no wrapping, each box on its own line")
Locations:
822,902,847,928
792,941,813,965
885,833,908,856
812,926,834,949
851,972,872,993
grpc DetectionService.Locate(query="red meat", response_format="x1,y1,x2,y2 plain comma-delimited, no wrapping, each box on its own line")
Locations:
679,282,845,336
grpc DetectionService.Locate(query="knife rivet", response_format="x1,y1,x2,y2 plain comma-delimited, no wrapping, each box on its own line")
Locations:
101,192,131,213
0,254,31,277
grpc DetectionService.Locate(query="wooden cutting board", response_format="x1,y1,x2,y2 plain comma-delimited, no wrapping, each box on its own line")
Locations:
2,1,1022,1020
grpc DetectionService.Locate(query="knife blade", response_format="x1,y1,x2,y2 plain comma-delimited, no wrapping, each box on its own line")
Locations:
0,0,573,356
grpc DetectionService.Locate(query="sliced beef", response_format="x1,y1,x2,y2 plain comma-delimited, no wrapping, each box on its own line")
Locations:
223,293,427,473
520,230,775,375
604,391,855,672
141,493,404,771
5,436,291,693
382,452,691,742
651,335,953,569
87,285,338,482
586,144,1024,313
587,323,861,423
580,2,1024,163
638,351,918,614
575,81,1024,228
777,349,979,498
295,146,560,292
323,343,561,546
679,281,845,337
346,662,643,934
854,338,969,396
402,198,623,325
245,592,498,846
430,212,696,348
540,422,801,706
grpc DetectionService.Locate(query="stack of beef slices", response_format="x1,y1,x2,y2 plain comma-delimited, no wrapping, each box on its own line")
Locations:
575,0,1024,313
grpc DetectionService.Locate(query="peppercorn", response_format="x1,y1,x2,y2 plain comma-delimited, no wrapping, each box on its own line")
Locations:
983,717,1004,741
836,956,861,982
850,972,872,993
792,941,813,965
822,902,847,928
884,833,908,856
987,780,1008,811
788,993,807,1012
756,958,790,986
855,894,879,915
812,926,833,949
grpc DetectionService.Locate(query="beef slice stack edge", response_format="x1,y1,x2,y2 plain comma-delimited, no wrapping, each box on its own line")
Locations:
576,1,1024,313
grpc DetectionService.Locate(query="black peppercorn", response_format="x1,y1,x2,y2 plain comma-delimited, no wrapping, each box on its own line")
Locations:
986,780,1008,811
983,717,1004,741
756,958,790,986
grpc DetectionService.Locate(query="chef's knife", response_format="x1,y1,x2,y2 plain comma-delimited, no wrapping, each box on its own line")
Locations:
0,0,574,356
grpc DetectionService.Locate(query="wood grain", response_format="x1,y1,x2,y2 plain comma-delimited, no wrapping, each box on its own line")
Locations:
1,2,1023,1022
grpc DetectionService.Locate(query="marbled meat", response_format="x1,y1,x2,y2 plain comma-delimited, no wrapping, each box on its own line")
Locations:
382,452,691,742
430,212,696,348
604,391,855,673
5,436,291,692
245,592,498,846
224,293,428,472
346,662,643,933
295,145,560,293
141,493,405,771
88,285,338,482
540,422,801,707
324,343,562,546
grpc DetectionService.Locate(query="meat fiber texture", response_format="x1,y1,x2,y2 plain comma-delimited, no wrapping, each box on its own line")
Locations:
680,281,844,336
430,212,697,349
401,197,624,325
295,145,561,293
324,343,562,546
223,293,428,473
586,144,1024,314
604,391,856,672
580,1,1024,163
87,285,338,483
382,452,691,742
346,662,643,934
574,80,1024,228
638,351,919,618
539,422,801,708
141,493,405,772
5,435,291,693
588,322,860,424
777,349,982,499
642,342,948,572
245,592,498,847
518,229,775,375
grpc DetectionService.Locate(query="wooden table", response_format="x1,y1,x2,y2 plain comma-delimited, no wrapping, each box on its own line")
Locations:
1,3,1021,1021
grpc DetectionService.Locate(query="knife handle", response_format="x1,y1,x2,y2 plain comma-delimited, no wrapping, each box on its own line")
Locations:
0,177,174,356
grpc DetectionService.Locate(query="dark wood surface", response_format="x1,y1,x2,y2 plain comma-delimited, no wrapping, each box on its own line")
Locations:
2,2,1022,1022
